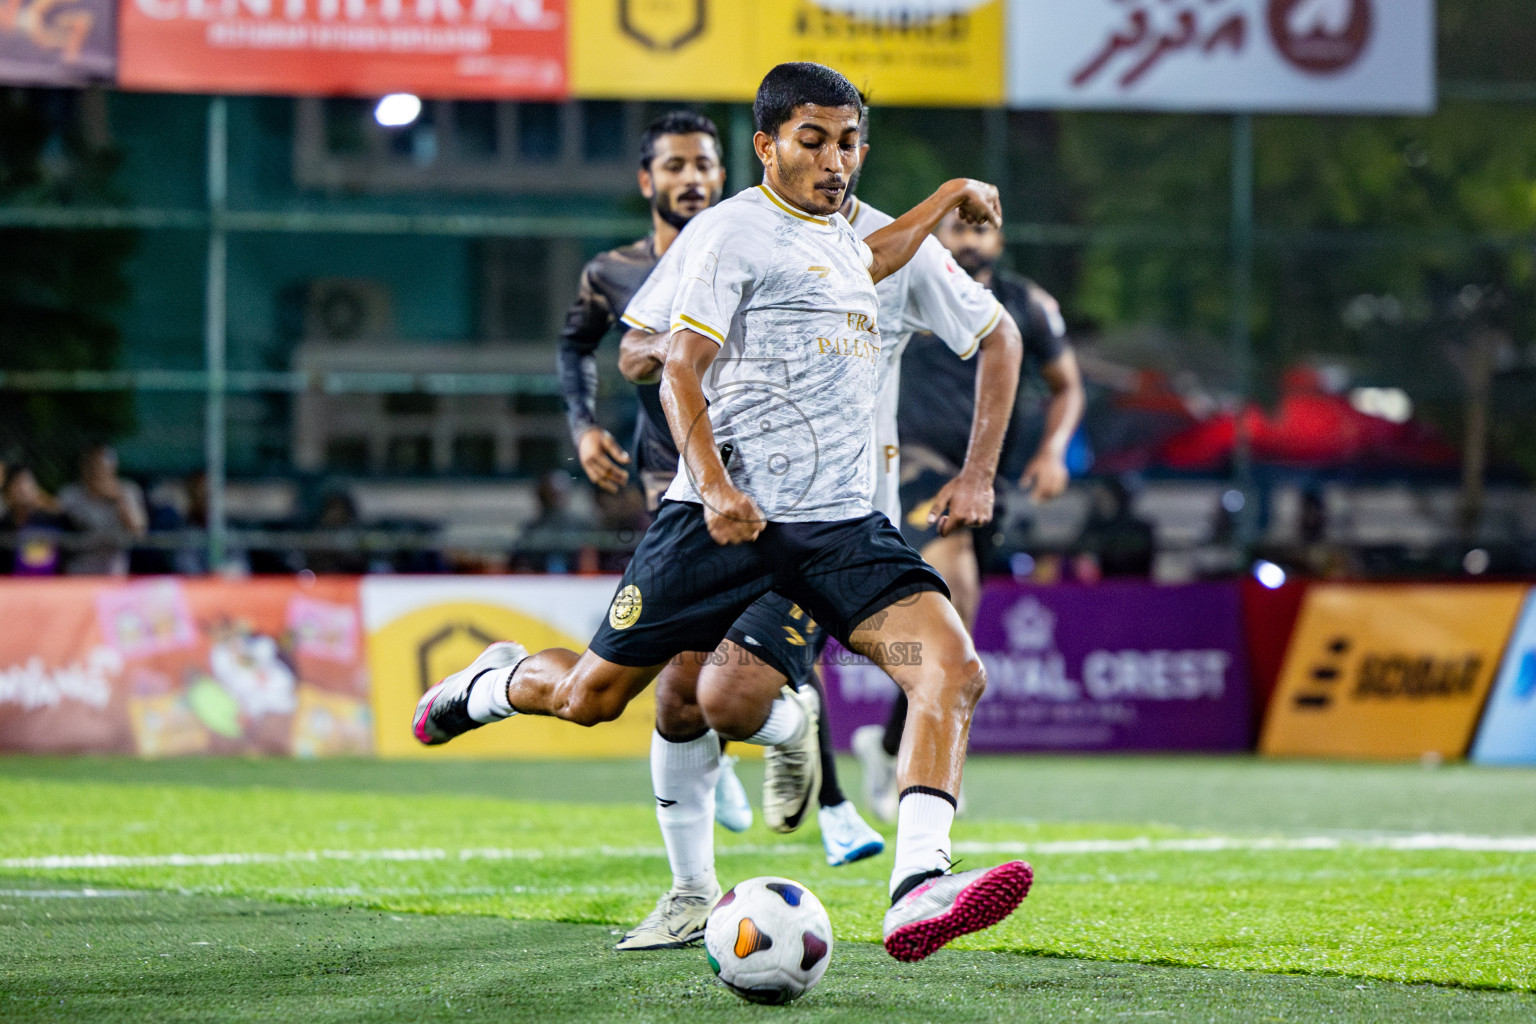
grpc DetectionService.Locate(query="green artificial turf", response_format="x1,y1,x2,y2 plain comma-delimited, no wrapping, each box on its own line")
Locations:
2,886,1533,1024
0,755,1532,1022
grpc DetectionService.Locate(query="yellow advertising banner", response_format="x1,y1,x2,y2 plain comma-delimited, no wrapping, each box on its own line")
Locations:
570,0,1005,106
362,576,660,759
1261,584,1527,760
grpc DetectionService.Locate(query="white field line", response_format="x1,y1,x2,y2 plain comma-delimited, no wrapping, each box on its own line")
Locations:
0,888,147,898
4,833,1536,872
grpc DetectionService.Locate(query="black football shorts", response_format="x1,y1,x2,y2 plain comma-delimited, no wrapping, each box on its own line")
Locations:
588,500,947,668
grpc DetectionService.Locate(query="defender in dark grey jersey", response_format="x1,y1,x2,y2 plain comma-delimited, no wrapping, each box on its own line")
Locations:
557,111,721,511
853,210,1086,820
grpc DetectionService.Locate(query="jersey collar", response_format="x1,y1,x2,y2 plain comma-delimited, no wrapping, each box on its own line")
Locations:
757,183,833,226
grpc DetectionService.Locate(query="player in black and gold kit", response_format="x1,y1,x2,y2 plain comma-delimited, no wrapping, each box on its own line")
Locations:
853,210,1086,819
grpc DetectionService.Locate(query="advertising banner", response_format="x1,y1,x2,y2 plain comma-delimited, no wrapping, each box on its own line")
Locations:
0,578,372,757
570,0,1004,105
0,0,115,85
821,582,1252,753
1007,0,1435,113
1261,585,1526,760
117,0,567,99
362,575,661,758
1469,590,1536,765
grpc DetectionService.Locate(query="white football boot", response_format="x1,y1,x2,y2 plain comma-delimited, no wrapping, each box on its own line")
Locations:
882,861,1033,962
614,883,722,951
761,685,821,834
412,641,527,745
818,800,884,866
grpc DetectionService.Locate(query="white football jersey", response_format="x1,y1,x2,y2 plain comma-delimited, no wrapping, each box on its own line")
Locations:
661,184,881,523
624,190,1002,524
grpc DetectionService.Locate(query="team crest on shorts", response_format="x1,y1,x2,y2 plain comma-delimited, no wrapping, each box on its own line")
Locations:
609,585,643,629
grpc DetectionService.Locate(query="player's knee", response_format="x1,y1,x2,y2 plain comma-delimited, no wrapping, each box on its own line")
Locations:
961,655,987,706
940,654,986,710
697,681,756,739
564,686,627,727
655,679,706,738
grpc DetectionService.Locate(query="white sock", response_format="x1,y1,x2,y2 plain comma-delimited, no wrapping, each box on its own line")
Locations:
652,730,720,895
889,789,956,898
746,695,805,746
466,665,517,724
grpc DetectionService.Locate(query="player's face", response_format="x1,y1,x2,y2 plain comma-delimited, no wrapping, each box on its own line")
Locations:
640,133,725,230
755,104,861,216
936,211,1004,275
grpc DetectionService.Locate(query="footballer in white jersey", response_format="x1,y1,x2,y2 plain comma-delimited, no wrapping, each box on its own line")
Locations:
625,195,1003,526
415,62,1033,964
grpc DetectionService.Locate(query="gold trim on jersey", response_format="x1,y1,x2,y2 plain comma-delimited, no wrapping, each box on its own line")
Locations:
756,184,831,225
957,301,1004,359
674,313,726,346
846,197,863,227
620,312,658,333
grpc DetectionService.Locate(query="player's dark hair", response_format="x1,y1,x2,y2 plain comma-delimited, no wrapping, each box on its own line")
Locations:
753,62,862,137
638,111,721,170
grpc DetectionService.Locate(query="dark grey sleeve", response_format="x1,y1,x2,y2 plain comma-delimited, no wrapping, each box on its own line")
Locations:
557,262,614,442
1018,282,1070,368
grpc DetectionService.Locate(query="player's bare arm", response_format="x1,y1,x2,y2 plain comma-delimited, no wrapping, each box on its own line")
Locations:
865,180,1002,285
929,311,1024,536
661,328,765,545
618,326,671,385
575,427,631,493
1019,348,1084,502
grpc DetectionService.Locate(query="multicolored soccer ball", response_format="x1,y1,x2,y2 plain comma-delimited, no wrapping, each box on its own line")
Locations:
704,876,833,1004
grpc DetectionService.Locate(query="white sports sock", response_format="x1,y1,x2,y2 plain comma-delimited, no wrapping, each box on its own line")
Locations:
466,665,516,724
889,789,956,898
652,730,720,895
746,695,805,746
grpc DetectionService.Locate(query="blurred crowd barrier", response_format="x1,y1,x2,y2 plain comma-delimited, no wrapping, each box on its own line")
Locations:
0,575,1533,764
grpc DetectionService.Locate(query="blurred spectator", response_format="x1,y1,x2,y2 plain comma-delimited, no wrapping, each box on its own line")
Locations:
57,444,147,576
1077,477,1156,579
512,471,597,573
305,489,371,574
0,466,67,575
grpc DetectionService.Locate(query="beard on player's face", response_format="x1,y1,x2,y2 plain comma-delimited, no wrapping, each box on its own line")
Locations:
953,246,997,274
772,157,851,216
652,183,718,230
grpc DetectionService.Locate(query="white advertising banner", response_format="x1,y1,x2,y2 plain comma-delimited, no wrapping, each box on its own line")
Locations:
1008,0,1435,113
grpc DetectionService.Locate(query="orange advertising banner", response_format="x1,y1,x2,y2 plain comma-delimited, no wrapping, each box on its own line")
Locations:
117,0,567,98
1260,584,1526,760
0,577,372,757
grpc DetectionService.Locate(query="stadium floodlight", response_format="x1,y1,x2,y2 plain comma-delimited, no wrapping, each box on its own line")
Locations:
1252,560,1287,590
374,93,422,128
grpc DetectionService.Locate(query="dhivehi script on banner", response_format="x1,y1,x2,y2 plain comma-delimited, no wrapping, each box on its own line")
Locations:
1007,0,1434,112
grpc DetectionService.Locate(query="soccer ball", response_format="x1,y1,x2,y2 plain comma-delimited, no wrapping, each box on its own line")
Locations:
704,875,833,1004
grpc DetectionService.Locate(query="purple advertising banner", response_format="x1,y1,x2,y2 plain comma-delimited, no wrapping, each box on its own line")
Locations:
822,581,1253,753
0,0,115,86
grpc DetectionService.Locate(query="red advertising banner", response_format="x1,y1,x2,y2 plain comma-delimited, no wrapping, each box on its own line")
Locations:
117,0,566,98
0,578,372,757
